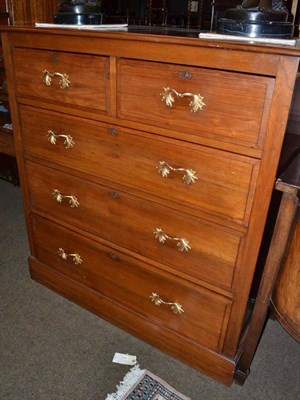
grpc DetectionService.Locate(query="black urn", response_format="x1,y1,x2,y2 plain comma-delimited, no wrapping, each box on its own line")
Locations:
217,0,294,38
54,0,103,25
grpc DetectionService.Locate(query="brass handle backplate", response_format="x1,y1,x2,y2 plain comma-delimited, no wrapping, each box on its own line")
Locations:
150,293,184,315
47,130,75,149
42,69,71,89
58,248,82,265
161,87,205,113
157,161,198,185
154,227,191,252
53,189,79,208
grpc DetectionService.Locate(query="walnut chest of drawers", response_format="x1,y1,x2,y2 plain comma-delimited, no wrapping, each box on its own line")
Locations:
2,27,299,385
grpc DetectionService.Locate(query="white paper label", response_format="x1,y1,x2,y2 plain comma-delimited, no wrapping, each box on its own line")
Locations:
191,1,198,12
112,352,137,365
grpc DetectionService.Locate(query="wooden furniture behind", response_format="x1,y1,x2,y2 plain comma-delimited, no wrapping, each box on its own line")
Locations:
0,0,17,183
5,0,56,25
146,0,206,28
270,78,300,342
2,26,299,385
271,183,300,342
0,0,12,155
100,0,207,28
271,133,300,342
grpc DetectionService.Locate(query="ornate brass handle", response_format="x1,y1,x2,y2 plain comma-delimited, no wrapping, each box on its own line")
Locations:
154,228,191,252
47,130,75,149
157,161,198,185
58,248,82,265
160,87,205,113
150,293,184,315
52,189,80,208
42,70,71,89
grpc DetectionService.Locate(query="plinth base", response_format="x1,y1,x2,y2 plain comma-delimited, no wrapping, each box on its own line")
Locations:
217,19,294,38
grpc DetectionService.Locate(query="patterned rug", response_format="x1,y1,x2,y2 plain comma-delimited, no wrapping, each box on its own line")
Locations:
105,365,191,400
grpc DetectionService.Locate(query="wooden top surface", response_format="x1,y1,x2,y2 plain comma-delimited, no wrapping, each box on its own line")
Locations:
1,25,300,57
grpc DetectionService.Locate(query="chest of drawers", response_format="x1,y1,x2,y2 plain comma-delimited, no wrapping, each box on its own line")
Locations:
2,27,299,385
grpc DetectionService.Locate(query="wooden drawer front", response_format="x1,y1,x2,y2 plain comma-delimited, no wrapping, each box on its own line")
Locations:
26,161,241,290
31,215,231,352
13,48,109,113
117,59,274,148
20,105,258,226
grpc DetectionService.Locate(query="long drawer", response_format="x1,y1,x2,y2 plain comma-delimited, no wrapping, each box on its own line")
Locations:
31,214,232,353
20,105,258,227
13,48,110,114
26,161,242,290
117,59,274,148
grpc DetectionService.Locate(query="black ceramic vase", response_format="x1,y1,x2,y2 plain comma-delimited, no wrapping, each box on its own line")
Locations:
54,0,103,25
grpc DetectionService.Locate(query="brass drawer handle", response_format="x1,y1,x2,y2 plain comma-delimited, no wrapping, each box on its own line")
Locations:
42,69,71,89
150,293,184,315
157,161,198,185
52,189,80,208
47,130,75,149
58,248,82,265
154,228,191,252
160,87,205,113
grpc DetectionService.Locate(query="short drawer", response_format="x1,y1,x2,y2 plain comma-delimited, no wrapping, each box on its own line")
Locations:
13,48,109,114
117,59,274,148
26,161,242,290
20,105,258,226
31,214,232,352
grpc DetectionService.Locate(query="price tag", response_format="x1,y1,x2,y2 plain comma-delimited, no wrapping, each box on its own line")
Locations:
112,352,137,366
